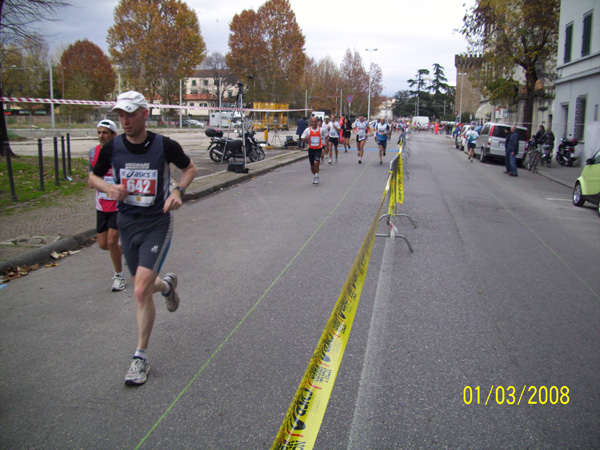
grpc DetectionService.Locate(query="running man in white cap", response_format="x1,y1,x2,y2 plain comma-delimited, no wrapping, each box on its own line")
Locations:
89,91,198,386
89,119,126,291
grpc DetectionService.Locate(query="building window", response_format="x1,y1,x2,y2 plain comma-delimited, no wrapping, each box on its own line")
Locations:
582,12,592,57
228,91,233,98
192,80,197,86
564,22,573,63
594,104,598,122
190,103,194,107
574,96,586,140
203,80,208,86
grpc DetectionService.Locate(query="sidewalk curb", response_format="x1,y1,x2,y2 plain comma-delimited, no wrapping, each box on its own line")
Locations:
0,151,307,273
535,169,574,189
0,229,97,273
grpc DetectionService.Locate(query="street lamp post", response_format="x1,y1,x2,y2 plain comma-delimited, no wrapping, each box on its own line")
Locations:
365,48,378,121
458,72,467,123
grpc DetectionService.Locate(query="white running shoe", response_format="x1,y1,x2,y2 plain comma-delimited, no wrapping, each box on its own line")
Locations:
125,357,150,386
162,273,179,312
358,157,362,164
328,159,332,164
314,174,319,184
111,274,127,292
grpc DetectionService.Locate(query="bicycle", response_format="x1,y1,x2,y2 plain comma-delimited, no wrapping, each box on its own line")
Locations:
527,142,542,173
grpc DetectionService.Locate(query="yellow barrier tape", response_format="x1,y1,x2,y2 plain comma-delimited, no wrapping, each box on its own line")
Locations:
396,153,404,205
387,165,396,216
271,172,393,450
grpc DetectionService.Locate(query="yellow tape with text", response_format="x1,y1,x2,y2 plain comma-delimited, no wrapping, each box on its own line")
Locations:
271,172,392,450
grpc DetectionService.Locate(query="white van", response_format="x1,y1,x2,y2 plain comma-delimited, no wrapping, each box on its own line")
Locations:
475,123,529,165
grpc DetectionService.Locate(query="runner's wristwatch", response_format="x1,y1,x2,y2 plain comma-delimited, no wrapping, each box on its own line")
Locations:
174,186,186,196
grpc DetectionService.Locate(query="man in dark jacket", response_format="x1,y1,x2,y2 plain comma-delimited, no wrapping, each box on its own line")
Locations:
296,117,308,149
504,125,520,176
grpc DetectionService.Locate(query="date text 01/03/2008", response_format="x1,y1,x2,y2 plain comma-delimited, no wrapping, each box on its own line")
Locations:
463,385,570,406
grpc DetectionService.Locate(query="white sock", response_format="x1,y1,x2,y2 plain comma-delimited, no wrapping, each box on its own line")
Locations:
115,272,124,279
134,349,148,360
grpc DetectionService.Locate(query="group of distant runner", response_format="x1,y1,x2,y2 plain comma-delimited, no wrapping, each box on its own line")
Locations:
297,114,407,184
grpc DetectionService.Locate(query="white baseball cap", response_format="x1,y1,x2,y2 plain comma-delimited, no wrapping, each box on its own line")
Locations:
112,90,148,112
97,119,117,133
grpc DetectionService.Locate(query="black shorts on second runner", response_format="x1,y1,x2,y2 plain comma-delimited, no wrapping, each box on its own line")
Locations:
117,212,173,276
308,148,322,166
329,137,339,146
96,210,118,233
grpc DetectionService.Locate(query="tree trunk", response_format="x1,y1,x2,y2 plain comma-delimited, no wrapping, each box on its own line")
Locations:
0,99,16,158
522,68,537,136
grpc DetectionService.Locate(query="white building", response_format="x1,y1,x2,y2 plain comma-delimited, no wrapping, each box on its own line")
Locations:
553,0,600,164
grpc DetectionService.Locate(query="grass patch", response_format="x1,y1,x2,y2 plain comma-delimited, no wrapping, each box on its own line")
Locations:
0,155,90,213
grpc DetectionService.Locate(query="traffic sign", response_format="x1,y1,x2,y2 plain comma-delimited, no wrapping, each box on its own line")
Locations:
346,95,354,103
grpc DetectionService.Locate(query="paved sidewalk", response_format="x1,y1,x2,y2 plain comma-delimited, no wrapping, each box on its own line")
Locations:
440,132,580,189
0,132,306,271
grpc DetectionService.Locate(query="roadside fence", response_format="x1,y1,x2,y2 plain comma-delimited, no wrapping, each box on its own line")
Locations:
2,135,74,202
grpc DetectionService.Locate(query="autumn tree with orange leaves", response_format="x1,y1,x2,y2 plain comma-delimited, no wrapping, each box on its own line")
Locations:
226,0,305,104
107,0,206,110
59,39,116,121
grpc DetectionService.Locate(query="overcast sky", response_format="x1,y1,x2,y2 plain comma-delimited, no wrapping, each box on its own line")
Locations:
45,0,474,96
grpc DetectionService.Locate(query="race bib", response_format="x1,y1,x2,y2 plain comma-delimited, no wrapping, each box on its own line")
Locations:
98,175,115,200
120,168,157,207
310,136,321,147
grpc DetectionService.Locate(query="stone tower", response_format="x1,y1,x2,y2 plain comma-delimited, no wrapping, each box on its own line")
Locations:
454,54,483,121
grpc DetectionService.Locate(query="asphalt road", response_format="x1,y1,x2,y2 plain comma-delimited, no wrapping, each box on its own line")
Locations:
1,133,598,449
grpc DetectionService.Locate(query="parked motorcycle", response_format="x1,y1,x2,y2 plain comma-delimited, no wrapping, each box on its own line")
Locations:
556,137,578,166
207,128,265,163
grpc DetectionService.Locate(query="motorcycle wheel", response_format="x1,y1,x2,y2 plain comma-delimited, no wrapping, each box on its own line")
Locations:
209,144,229,162
208,143,223,162
257,147,265,161
567,158,574,167
248,148,258,162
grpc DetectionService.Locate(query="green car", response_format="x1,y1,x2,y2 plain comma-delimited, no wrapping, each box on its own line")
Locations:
572,149,600,216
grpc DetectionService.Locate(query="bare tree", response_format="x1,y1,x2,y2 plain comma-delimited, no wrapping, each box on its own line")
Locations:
0,0,71,156
201,52,236,105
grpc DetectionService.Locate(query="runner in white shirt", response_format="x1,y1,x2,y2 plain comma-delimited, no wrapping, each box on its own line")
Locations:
353,115,370,164
375,118,391,165
326,114,341,163
320,116,330,164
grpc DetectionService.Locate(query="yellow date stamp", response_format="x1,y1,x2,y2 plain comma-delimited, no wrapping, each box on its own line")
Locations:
463,385,570,405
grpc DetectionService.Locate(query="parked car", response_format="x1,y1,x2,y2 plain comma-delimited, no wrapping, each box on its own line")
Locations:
572,149,600,216
475,122,528,165
179,119,206,128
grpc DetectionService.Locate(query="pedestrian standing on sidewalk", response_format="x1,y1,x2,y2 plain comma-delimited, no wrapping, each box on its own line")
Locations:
89,119,126,292
301,116,328,184
296,116,308,149
504,125,519,176
89,91,198,386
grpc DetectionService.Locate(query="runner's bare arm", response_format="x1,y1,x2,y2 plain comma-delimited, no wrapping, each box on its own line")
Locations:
163,161,198,213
